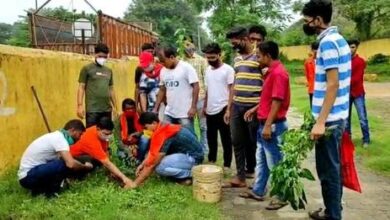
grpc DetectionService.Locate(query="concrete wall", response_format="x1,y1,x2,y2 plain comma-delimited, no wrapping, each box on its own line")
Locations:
281,38,390,60
0,45,137,172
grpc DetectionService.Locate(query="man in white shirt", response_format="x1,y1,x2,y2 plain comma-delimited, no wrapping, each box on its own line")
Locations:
153,46,200,133
18,120,93,197
202,43,234,169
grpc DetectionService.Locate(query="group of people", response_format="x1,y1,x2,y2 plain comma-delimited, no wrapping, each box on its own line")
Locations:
18,0,359,219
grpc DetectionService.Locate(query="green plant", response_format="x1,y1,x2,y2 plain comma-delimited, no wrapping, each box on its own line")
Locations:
368,53,390,65
174,28,187,58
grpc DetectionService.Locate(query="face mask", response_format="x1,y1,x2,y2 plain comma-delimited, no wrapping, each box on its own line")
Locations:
143,129,153,138
124,110,136,118
96,57,107,66
208,60,220,68
99,133,113,142
60,129,75,145
303,24,317,36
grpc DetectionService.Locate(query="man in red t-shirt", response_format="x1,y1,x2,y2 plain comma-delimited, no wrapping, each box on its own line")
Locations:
70,117,135,187
347,39,370,147
304,42,319,108
239,41,290,210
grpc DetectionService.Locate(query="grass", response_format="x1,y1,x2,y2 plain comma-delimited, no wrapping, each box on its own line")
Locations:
286,62,390,176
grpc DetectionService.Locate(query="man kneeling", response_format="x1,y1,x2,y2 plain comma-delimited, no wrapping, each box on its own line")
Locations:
18,120,93,197
125,112,204,189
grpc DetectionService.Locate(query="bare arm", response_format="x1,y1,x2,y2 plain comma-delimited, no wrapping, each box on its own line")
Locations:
134,153,165,186
153,85,166,112
58,151,92,170
188,82,200,118
77,83,86,119
224,84,234,124
261,100,282,139
101,159,132,185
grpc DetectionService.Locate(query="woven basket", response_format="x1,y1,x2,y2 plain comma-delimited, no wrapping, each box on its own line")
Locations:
192,165,223,203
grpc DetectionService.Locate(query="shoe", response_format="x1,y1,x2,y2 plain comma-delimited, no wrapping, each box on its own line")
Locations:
308,208,329,220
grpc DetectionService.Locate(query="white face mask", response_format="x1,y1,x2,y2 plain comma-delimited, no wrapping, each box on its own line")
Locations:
96,58,107,66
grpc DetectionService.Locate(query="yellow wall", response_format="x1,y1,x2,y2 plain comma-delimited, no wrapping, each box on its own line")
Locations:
281,38,390,60
0,45,137,172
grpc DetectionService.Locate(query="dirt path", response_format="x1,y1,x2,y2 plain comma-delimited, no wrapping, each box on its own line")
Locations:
365,82,390,98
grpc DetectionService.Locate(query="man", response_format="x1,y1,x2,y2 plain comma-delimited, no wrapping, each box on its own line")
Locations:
124,112,204,189
304,42,319,108
153,46,200,133
77,43,118,127
302,1,351,219
70,117,134,187
347,39,370,148
18,120,93,197
202,43,234,170
239,41,290,210
183,40,209,155
224,26,264,187
248,25,267,46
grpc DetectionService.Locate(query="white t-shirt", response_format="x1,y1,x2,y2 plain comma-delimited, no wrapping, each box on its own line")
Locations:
160,60,199,118
18,131,69,180
205,63,235,115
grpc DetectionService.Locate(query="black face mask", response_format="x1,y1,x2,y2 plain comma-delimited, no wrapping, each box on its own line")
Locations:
232,42,246,53
303,23,317,36
208,60,220,68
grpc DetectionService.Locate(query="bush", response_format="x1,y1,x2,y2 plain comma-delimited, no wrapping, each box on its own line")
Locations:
368,53,390,65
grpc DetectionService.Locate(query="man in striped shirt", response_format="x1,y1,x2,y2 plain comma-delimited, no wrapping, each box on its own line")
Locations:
224,26,265,187
302,1,351,220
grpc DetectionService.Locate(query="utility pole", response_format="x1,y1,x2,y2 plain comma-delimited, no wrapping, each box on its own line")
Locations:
35,0,38,10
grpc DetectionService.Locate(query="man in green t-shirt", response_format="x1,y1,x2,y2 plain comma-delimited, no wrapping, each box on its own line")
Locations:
77,43,118,127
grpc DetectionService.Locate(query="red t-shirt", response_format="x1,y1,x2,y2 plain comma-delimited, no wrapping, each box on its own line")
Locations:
257,60,290,121
350,54,366,98
70,126,109,162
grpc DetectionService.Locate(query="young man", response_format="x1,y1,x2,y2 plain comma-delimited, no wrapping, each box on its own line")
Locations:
225,26,264,187
18,120,92,197
184,40,209,155
202,43,234,169
153,46,200,133
248,25,267,46
302,1,351,219
124,112,204,189
116,98,150,163
70,117,134,187
77,43,118,127
347,39,370,147
304,42,319,108
135,43,155,112
239,41,290,210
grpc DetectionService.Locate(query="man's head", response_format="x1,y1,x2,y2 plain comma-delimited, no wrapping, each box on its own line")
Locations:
139,51,156,72
256,41,279,68
311,41,320,58
302,0,333,36
348,39,360,56
184,41,196,58
202,43,222,68
139,112,160,132
95,43,109,66
96,117,114,141
141,43,155,53
122,98,136,118
63,119,86,142
156,45,178,69
248,25,267,45
226,26,251,54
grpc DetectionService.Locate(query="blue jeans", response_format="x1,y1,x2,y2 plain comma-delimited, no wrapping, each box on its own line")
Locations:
315,120,345,220
155,153,196,179
137,135,150,162
163,114,195,134
347,95,370,144
196,98,208,155
252,121,288,196
19,159,69,196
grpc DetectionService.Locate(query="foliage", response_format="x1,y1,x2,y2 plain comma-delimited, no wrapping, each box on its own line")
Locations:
0,23,13,44
174,28,187,59
368,54,390,65
7,20,30,47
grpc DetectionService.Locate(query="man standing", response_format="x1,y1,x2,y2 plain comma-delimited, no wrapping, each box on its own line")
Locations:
77,43,118,127
153,46,200,133
304,42,319,108
202,43,234,170
302,1,351,219
347,39,370,147
248,25,267,46
184,40,209,155
225,26,264,187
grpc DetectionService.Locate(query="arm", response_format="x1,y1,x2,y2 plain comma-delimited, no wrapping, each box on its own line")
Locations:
133,153,165,187
58,151,92,170
101,158,133,185
203,91,208,115
243,104,259,122
224,84,234,124
188,82,200,118
153,85,166,112
262,100,282,140
77,83,86,119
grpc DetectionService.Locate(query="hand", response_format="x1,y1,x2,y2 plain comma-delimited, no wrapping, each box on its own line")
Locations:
187,106,197,118
152,106,159,113
243,108,255,122
136,164,144,176
123,180,138,189
223,110,230,125
77,105,85,119
202,107,207,117
84,162,93,170
311,122,326,140
262,124,272,140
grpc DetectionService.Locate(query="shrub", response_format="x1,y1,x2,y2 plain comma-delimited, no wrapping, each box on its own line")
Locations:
368,53,390,65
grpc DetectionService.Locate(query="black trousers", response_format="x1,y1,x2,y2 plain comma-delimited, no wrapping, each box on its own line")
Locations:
86,112,112,128
206,107,233,168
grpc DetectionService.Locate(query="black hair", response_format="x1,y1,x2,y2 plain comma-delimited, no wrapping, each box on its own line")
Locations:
139,112,160,125
226,26,248,39
302,0,333,24
311,41,320,50
95,43,109,54
159,45,177,58
258,41,279,60
248,25,267,38
347,39,360,47
141,43,154,51
96,117,114,130
64,119,86,131
202,43,222,54
122,98,136,111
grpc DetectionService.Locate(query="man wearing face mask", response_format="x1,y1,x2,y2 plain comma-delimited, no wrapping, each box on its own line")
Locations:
70,117,135,187
302,1,351,219
18,119,93,197
77,43,118,128
224,26,264,187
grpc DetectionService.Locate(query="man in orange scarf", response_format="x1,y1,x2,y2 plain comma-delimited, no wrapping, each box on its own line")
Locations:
304,42,319,109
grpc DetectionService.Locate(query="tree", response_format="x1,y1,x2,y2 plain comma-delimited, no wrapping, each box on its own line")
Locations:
0,23,13,44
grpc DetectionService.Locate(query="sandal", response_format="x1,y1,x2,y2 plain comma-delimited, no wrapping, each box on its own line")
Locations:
239,190,265,201
265,199,288,210
308,208,329,220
